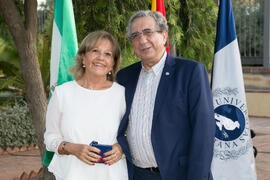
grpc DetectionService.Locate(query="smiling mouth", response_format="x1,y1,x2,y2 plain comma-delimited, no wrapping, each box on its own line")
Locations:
141,47,151,51
93,63,105,68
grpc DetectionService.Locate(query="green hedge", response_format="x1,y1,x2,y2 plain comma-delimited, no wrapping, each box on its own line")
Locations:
0,100,37,149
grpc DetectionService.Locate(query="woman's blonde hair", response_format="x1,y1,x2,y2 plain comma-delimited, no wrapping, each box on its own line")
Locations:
70,30,121,81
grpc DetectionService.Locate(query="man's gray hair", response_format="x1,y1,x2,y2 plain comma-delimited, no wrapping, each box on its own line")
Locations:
126,10,168,38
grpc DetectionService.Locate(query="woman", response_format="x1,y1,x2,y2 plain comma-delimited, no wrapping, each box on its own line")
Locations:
44,31,128,180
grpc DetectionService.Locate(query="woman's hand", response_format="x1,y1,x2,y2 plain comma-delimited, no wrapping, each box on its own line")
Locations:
64,142,102,165
102,143,123,165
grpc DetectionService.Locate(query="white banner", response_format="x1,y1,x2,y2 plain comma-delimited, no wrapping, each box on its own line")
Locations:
211,1,257,179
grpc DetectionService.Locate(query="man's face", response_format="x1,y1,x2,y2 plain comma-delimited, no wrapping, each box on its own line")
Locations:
130,16,167,66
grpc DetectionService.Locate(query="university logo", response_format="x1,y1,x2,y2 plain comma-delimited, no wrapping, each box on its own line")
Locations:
212,87,252,160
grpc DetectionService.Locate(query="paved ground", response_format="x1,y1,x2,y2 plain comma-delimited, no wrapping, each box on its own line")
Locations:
0,150,42,180
0,116,269,180
250,117,270,180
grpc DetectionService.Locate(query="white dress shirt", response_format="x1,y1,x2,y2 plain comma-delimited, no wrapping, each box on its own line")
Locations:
127,52,167,168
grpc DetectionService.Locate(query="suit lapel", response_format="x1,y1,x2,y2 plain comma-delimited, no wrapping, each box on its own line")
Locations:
153,55,175,120
125,63,141,113
125,55,175,120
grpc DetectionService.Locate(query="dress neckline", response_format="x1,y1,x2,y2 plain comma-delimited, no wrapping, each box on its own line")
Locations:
73,80,115,93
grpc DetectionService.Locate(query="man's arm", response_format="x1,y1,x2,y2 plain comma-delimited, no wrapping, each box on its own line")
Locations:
187,63,215,180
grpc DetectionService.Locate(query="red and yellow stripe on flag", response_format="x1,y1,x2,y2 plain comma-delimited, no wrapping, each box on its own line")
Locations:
151,0,170,53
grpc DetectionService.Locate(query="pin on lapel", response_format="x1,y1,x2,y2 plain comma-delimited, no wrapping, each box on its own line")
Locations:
165,72,170,76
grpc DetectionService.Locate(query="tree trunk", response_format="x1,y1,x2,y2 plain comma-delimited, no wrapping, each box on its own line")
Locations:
169,43,177,57
19,31,48,159
0,0,54,179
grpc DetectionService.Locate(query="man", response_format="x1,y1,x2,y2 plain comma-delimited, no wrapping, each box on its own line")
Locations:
116,10,215,180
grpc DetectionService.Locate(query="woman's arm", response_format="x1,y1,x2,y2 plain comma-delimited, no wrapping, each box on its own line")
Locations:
44,89,102,165
44,89,63,154
58,141,102,165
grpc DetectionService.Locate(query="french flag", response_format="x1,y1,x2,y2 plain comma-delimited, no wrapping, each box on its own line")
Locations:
211,0,257,179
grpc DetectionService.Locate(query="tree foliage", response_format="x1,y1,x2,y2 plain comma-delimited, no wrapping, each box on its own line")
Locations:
178,0,218,69
0,100,37,149
73,0,152,67
71,0,216,69
37,6,53,97
73,0,149,43
0,1,24,104
72,0,184,68
0,0,53,104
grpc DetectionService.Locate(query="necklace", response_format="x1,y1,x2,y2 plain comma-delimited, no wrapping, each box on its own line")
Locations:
82,80,95,90
82,79,107,90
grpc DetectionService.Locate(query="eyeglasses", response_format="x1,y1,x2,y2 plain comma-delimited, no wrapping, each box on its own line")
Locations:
129,29,162,41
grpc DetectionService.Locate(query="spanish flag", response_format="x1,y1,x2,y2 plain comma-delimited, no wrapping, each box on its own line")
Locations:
151,0,169,52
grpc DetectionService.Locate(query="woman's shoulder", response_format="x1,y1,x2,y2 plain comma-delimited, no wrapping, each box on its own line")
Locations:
112,82,125,91
54,81,76,93
110,82,125,96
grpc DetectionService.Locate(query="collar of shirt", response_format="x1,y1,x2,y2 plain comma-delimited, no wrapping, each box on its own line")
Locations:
141,51,167,76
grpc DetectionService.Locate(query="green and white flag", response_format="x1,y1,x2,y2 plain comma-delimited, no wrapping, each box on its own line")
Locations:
50,0,78,88
43,0,78,166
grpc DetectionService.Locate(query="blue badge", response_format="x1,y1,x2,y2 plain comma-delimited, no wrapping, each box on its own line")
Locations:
214,104,245,141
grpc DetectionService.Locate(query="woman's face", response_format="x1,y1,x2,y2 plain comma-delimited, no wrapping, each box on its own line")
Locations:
82,38,114,78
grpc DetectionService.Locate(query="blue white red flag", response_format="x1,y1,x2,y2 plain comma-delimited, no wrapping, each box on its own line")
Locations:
211,0,257,179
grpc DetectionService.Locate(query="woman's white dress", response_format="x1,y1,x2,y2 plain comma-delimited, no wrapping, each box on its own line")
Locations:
44,81,128,180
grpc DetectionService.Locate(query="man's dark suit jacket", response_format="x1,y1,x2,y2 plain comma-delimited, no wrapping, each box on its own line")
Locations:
116,54,215,180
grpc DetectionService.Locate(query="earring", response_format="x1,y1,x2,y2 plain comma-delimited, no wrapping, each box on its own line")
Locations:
82,64,86,68
108,71,112,75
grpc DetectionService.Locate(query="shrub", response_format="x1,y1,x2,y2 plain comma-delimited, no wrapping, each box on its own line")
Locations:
0,100,37,149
